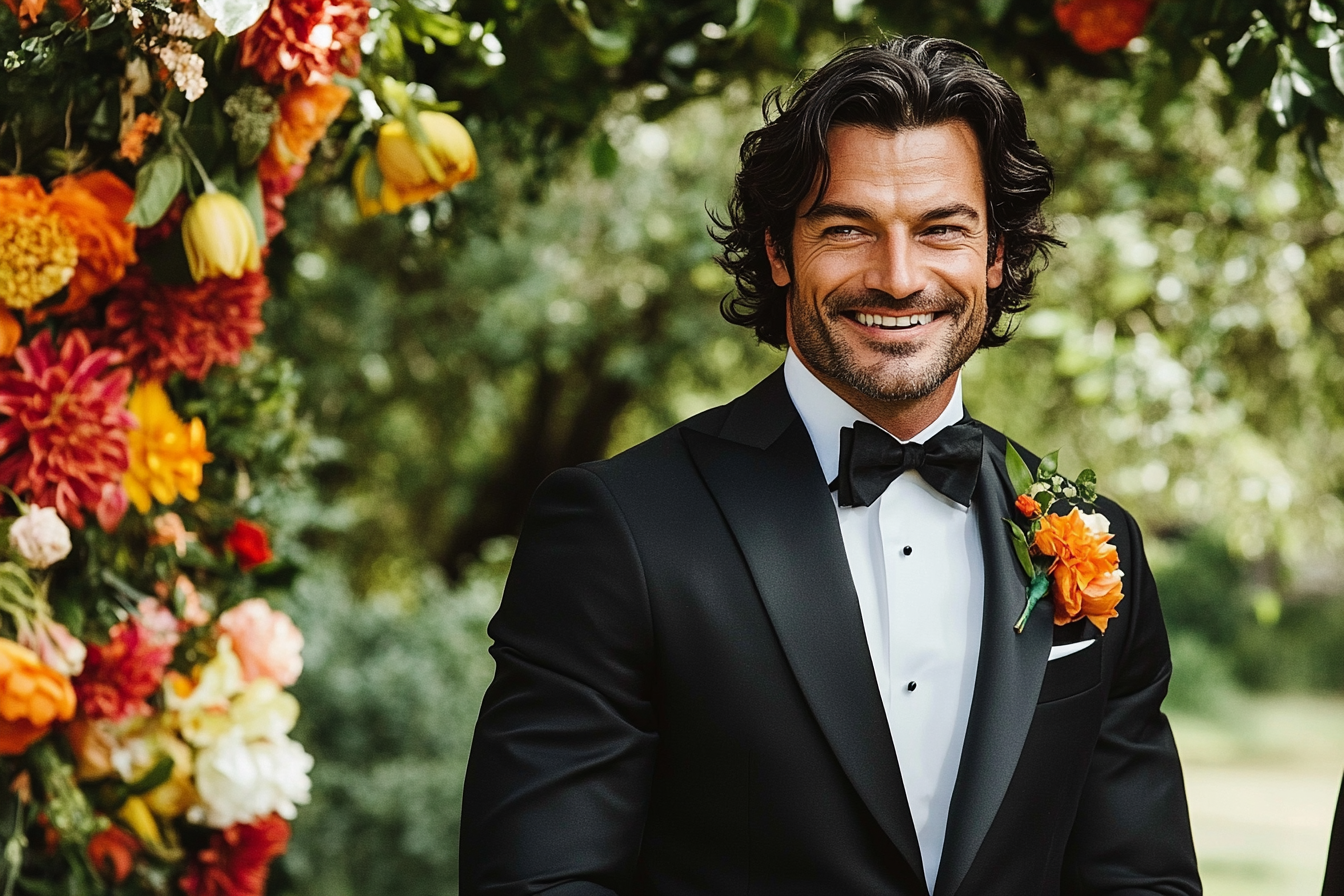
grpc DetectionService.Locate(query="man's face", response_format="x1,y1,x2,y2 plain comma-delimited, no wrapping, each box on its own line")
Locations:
768,121,1003,407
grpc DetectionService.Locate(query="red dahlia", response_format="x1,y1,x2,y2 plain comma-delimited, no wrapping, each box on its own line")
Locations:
238,0,369,88
0,330,133,529
104,266,269,382
74,604,180,721
180,814,291,896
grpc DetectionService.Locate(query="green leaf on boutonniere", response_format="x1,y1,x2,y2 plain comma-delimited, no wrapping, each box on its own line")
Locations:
1038,450,1059,479
1014,573,1052,634
1004,519,1034,578
1006,441,1034,498
1076,468,1098,504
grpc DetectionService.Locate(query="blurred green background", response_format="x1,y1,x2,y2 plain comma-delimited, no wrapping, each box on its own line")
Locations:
244,3,1344,892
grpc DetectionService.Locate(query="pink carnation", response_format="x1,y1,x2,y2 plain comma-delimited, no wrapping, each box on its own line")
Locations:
216,599,303,687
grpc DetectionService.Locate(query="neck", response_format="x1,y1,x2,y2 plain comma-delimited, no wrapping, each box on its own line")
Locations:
797,357,961,441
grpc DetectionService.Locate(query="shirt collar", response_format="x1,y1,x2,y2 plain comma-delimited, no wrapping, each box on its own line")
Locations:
782,348,966,485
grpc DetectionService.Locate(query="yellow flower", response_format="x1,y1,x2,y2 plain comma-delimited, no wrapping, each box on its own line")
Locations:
359,112,478,215
124,382,214,514
0,177,80,310
180,191,262,283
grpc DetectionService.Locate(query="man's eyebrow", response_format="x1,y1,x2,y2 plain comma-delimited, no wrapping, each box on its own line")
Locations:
802,201,983,223
802,202,875,221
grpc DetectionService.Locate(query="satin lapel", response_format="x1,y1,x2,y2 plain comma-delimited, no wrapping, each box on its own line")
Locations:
681,374,925,884
934,434,1052,896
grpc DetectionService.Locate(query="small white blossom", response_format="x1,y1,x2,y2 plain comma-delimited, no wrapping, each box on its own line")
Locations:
156,41,208,102
9,506,71,569
192,729,313,827
167,10,213,39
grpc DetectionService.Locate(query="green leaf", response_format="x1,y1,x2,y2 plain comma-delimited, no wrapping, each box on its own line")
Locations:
1310,23,1342,48
88,10,115,29
1005,519,1034,578
1038,449,1059,479
125,153,184,227
1005,441,1033,498
125,756,175,796
590,133,618,178
238,167,267,248
978,0,1013,25
732,0,762,32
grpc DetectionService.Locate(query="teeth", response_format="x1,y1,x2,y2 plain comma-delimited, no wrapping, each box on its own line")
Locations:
856,312,935,329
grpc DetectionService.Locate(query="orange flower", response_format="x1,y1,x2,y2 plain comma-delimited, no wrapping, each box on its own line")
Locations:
119,112,162,164
1014,493,1042,518
257,83,351,187
0,637,77,755
88,824,140,883
0,176,79,310
41,171,139,318
1033,508,1124,632
2,0,79,26
1053,0,1153,54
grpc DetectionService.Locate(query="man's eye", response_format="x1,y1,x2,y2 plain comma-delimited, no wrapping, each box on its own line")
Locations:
825,226,861,237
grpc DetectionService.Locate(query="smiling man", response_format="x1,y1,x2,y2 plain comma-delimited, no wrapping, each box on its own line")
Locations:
461,36,1201,896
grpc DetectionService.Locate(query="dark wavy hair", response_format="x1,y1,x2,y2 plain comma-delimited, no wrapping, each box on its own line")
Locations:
712,35,1060,348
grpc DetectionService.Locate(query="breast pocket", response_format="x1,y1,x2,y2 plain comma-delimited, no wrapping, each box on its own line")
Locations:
1038,637,1103,704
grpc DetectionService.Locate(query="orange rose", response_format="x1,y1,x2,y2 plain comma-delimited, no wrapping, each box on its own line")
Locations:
258,83,352,187
1033,508,1124,632
0,637,78,755
38,171,138,319
1014,493,1042,518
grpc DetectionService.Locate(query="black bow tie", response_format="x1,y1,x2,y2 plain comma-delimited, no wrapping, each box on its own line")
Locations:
833,419,983,508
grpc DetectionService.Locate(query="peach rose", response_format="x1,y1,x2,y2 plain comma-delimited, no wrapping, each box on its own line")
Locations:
1033,508,1125,633
216,599,303,686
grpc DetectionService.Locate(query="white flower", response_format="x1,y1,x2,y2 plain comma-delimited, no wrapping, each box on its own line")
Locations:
196,0,270,37
155,41,208,102
192,729,313,827
9,506,71,569
166,10,213,39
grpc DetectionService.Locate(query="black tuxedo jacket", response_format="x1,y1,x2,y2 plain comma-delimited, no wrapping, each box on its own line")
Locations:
461,368,1201,896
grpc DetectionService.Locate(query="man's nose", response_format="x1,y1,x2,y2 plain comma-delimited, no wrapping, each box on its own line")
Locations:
863,233,927,299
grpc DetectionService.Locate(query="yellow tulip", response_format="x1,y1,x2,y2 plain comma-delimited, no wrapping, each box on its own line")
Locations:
118,795,165,850
366,111,478,215
180,191,262,283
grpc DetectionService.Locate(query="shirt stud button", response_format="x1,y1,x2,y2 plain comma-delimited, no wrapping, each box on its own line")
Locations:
903,545,913,556
907,681,917,692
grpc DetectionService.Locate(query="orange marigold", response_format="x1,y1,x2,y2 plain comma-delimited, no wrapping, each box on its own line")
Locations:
257,83,351,187
1034,508,1125,632
0,637,77,755
0,176,79,310
1054,0,1153,54
40,171,139,319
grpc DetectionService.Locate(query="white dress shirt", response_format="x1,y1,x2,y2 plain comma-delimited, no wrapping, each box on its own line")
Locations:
783,350,985,894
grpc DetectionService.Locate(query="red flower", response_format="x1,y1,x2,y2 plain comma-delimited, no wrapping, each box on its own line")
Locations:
180,814,290,896
104,266,269,382
88,825,140,883
74,602,180,721
238,0,369,88
226,520,273,572
1015,493,1042,518
0,330,133,529
1054,0,1153,54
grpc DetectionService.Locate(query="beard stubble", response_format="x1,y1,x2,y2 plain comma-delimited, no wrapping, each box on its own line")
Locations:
789,286,986,403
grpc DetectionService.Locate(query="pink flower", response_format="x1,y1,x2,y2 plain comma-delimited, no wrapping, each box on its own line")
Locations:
19,617,86,677
74,600,181,720
0,330,134,529
216,600,303,686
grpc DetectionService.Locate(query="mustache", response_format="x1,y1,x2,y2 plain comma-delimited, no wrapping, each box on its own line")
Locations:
820,287,965,316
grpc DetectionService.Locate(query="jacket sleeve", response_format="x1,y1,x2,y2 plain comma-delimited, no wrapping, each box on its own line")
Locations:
1060,505,1202,896
459,466,657,896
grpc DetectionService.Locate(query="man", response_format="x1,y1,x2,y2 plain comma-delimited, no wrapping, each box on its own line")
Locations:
461,36,1200,896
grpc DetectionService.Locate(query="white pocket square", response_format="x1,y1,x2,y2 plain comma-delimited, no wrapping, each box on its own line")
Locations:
1048,640,1096,661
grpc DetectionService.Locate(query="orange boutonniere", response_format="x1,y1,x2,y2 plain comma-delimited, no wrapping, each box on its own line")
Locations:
1004,444,1124,634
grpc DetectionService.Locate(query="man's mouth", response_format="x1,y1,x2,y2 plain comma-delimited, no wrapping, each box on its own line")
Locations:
846,310,939,330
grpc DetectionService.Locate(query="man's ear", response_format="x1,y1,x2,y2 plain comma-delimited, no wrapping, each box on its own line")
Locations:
987,235,1005,289
765,231,792,288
